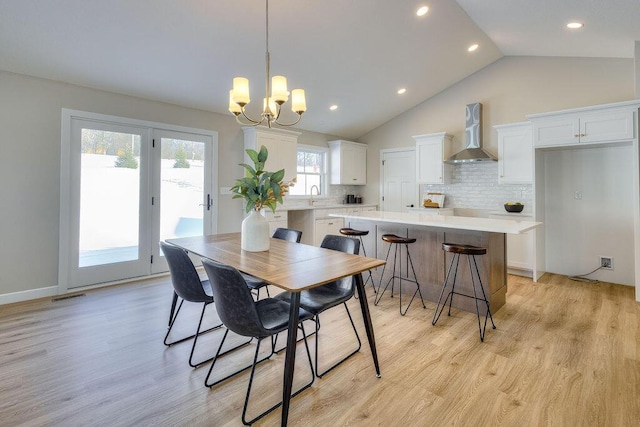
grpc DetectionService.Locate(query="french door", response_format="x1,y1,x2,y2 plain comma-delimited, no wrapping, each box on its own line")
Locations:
60,111,217,290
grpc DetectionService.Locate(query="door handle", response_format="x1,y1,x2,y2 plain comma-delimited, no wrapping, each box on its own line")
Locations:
405,204,414,207
199,194,212,211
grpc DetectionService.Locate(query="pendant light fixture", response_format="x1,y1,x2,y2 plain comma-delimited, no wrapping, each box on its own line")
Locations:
228,0,306,127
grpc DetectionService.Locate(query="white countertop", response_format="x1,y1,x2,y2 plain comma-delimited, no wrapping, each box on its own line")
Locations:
330,210,541,234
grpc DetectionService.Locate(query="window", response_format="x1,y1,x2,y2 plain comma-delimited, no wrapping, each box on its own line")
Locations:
289,146,327,196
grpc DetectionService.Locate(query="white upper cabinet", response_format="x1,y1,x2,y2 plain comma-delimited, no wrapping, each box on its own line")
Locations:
529,103,636,148
243,126,300,181
494,122,533,184
413,132,453,184
328,140,367,185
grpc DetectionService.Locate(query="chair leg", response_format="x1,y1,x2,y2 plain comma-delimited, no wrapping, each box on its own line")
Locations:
374,243,394,305
354,237,376,300
189,302,225,367
164,300,222,347
242,324,315,426
398,244,426,316
314,302,362,378
468,255,496,342
432,253,460,325
168,292,178,327
204,330,264,388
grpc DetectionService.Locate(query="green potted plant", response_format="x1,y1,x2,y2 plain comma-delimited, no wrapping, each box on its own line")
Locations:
231,145,295,251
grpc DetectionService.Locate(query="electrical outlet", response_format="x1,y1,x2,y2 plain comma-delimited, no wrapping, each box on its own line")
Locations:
599,256,614,270
574,191,582,200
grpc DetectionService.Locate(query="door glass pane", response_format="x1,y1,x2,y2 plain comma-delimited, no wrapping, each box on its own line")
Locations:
79,129,141,267
160,138,205,241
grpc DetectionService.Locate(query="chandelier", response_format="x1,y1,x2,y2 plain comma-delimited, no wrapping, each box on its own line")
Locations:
228,0,306,128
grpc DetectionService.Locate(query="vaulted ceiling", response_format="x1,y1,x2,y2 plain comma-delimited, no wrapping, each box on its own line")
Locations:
1,0,638,139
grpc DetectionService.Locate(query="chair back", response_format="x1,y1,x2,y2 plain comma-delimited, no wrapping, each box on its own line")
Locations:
160,242,211,303
320,235,360,292
272,227,302,243
201,258,268,338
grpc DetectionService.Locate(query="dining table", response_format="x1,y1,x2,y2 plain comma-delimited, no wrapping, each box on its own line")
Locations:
166,232,386,426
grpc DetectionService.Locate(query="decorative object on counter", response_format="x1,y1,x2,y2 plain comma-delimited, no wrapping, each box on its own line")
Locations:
228,0,307,128
504,202,524,213
345,194,356,204
355,195,362,204
231,145,295,251
423,192,445,208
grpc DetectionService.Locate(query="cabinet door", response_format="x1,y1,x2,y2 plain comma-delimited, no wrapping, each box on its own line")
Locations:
579,109,635,144
506,232,534,270
314,218,344,246
342,144,367,184
533,115,580,147
416,139,445,184
498,125,533,184
244,128,299,182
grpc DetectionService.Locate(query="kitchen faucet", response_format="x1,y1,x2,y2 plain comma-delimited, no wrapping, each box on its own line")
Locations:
309,185,320,205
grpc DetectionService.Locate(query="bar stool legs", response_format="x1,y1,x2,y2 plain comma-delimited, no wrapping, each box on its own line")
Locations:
374,234,426,316
338,228,376,297
432,243,496,341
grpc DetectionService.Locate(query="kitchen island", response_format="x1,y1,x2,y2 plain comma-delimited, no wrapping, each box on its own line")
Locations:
330,211,541,314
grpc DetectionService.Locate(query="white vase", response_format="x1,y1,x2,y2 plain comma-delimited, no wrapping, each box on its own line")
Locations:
241,209,270,252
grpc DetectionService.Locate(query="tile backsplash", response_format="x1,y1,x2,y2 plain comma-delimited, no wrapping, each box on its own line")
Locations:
421,162,532,211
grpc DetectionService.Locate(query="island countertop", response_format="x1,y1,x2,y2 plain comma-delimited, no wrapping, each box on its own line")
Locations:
329,210,541,234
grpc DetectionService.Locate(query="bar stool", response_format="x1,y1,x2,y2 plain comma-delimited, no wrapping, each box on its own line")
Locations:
374,234,426,316
432,243,496,341
339,227,376,293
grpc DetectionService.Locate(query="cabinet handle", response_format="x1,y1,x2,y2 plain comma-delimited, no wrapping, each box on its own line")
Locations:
574,134,580,138
328,222,333,225
352,178,357,181
580,133,585,137
500,175,504,178
274,215,281,219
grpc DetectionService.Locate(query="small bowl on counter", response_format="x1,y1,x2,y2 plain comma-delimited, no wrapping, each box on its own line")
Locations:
504,203,524,213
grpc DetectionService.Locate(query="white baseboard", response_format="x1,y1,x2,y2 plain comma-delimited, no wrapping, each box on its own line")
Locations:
0,286,58,306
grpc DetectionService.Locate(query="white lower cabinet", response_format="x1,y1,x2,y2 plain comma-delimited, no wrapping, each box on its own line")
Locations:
288,205,377,246
263,210,288,236
314,217,345,246
489,212,534,276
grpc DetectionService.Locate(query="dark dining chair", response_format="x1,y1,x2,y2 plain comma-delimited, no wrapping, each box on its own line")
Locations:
246,227,302,300
275,234,361,378
161,241,224,367
201,258,315,426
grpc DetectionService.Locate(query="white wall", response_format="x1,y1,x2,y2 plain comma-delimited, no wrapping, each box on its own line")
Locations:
0,70,341,300
543,145,635,285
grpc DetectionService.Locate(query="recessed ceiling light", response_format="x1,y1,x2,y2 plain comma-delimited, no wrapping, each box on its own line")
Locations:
468,44,479,52
329,105,338,111
397,88,407,95
567,22,584,29
416,6,429,17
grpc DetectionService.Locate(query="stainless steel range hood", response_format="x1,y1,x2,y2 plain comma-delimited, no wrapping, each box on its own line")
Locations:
445,103,497,164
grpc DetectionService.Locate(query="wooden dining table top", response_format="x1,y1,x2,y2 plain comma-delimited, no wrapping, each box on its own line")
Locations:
167,233,386,293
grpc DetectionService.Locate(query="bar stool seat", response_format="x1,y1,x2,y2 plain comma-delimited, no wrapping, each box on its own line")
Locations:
432,242,496,341
339,227,376,295
374,234,426,315
382,235,416,245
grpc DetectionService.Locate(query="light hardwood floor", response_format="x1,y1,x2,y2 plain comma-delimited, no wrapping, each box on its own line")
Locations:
1,273,639,426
